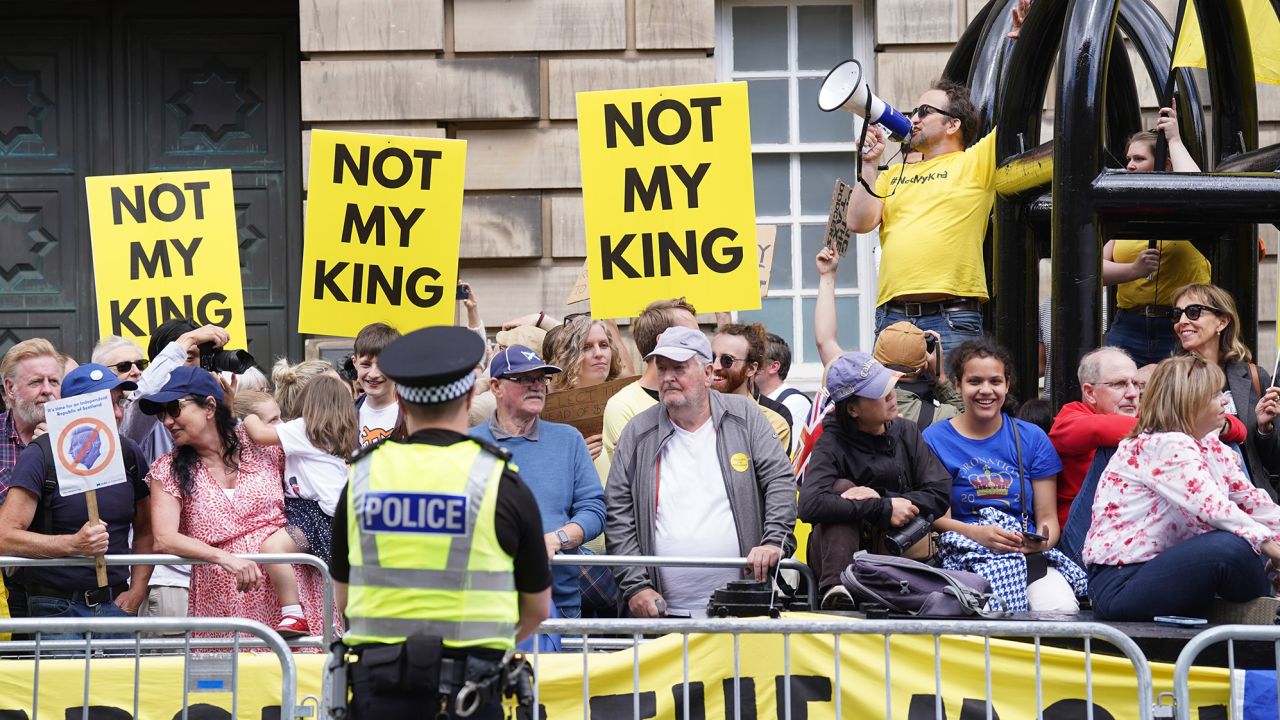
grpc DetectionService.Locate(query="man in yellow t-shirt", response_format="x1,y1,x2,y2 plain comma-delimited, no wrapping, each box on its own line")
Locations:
846,79,994,359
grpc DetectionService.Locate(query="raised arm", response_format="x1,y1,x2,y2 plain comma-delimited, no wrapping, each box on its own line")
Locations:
845,125,886,233
813,246,845,368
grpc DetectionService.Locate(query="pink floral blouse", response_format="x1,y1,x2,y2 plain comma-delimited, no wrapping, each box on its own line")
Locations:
1083,431,1280,567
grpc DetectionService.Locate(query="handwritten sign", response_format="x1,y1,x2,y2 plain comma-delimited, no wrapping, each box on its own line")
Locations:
86,169,246,351
566,261,591,306
577,82,759,319
541,375,639,437
825,179,853,256
757,225,777,297
300,130,467,337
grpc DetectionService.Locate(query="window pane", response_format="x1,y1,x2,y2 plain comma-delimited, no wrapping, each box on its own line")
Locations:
801,296,859,358
739,298,794,351
761,223,792,293
800,223,856,288
798,77,855,143
752,154,790,216
747,79,789,144
796,5,853,71
799,152,850,215
732,6,788,72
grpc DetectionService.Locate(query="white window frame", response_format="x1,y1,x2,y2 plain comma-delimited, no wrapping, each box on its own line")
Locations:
716,0,877,391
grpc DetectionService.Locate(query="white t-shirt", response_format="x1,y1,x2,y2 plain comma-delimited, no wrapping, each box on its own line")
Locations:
653,418,741,613
358,400,399,447
767,384,814,454
277,418,348,516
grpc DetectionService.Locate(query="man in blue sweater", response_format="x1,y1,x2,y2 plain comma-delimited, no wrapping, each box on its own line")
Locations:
470,345,605,618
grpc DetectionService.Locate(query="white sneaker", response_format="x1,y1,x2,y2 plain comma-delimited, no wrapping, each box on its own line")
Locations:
821,585,856,611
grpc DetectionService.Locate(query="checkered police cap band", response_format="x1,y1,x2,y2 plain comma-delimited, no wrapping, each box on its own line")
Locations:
394,372,477,405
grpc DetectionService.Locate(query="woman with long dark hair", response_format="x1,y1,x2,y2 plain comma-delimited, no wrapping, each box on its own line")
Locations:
144,366,327,636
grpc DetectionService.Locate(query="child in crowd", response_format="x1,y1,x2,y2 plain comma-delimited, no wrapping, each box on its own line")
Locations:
232,389,281,424
353,322,402,447
243,374,358,636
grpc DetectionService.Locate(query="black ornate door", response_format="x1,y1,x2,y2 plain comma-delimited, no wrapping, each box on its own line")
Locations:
0,2,301,364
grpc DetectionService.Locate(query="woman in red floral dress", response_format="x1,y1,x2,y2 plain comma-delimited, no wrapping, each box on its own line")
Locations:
142,366,327,638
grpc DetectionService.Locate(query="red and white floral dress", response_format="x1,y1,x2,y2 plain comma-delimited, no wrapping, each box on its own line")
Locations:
1083,431,1280,567
150,426,328,638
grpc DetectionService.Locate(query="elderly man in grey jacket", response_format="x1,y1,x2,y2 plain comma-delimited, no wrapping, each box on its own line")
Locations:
606,326,797,617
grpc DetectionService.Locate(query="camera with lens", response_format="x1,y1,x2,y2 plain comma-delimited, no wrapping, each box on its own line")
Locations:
198,342,257,374
883,515,933,556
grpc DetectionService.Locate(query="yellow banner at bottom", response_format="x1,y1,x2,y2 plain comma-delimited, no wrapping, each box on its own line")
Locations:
0,623,1234,719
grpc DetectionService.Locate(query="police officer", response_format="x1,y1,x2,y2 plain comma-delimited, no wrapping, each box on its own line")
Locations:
329,327,551,719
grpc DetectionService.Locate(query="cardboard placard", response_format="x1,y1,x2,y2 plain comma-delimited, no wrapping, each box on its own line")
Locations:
566,261,591,305
541,375,639,437
577,82,760,319
86,169,246,351
825,179,853,256
757,225,777,297
300,130,467,337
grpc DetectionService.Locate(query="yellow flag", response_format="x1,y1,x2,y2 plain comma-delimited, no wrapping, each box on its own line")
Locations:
1172,0,1280,86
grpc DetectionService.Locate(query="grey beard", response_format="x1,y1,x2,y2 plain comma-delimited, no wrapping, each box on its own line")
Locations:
12,397,46,427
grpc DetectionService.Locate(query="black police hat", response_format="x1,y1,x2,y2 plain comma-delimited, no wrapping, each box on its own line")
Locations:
379,326,485,405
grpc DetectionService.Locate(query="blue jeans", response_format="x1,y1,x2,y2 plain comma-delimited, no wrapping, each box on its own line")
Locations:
1104,309,1178,367
27,593,132,640
875,306,984,362
1088,531,1271,621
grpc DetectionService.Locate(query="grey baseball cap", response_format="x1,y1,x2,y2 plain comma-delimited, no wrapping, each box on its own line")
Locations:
644,326,712,363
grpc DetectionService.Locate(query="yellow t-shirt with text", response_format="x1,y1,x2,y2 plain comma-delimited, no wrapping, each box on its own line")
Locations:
1112,240,1210,308
874,131,997,306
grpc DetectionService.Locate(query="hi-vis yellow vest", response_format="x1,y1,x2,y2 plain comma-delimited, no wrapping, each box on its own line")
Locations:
344,440,517,649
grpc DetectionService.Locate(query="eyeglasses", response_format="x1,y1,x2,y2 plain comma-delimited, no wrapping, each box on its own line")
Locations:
712,353,748,370
1169,304,1222,322
112,359,149,373
1101,379,1140,392
160,398,199,419
907,104,958,120
503,374,550,387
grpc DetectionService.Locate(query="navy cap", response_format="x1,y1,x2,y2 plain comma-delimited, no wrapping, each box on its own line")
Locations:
825,352,901,403
645,326,712,363
138,366,223,415
62,363,139,399
489,345,562,380
380,326,485,405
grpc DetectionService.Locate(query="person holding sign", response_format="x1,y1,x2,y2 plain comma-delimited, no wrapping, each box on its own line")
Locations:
0,364,153,634
143,367,328,639
545,315,626,460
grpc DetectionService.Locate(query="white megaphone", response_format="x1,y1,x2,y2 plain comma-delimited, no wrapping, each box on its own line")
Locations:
816,59,912,143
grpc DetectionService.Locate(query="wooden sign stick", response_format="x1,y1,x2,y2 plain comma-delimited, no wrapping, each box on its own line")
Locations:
83,489,109,588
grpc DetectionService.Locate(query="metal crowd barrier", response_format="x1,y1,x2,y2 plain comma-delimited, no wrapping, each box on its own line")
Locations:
1171,624,1280,720
0,617,311,720
533,617,1156,720
0,553,337,647
549,554,820,611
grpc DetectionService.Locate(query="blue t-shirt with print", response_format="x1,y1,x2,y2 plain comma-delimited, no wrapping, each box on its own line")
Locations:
922,414,1062,529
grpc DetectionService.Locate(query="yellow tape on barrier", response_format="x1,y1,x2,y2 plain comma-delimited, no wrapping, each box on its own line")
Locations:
0,624,1232,719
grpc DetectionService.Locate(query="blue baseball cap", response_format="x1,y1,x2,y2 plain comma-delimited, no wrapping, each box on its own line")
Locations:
488,345,562,380
138,365,223,415
826,352,901,403
61,364,139,399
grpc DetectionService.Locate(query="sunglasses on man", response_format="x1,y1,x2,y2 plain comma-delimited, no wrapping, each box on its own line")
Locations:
712,353,751,370
1168,304,1222,322
907,104,958,120
112,359,149,373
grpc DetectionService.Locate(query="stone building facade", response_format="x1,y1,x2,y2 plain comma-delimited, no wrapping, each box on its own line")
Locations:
1,0,1275,381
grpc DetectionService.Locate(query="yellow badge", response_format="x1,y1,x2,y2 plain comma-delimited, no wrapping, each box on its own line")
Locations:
730,453,750,472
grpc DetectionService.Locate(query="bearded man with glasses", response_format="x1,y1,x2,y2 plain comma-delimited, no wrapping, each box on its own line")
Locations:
710,324,791,456
470,345,604,620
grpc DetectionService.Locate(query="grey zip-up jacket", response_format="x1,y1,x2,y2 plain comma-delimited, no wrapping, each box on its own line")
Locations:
605,390,798,600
